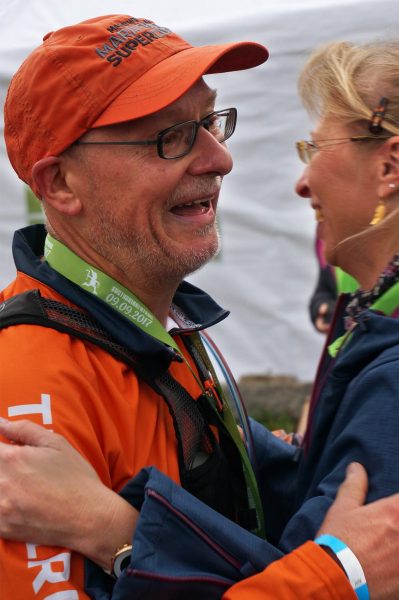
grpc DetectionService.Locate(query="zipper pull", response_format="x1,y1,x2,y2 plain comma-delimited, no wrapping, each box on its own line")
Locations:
204,380,224,413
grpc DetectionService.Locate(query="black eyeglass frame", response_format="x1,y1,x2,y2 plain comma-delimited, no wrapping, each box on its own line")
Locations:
296,134,392,164
74,107,237,160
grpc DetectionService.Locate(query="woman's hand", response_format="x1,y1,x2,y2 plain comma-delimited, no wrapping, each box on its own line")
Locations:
0,418,138,570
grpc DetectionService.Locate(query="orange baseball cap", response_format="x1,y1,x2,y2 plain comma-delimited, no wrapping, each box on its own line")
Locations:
4,14,268,194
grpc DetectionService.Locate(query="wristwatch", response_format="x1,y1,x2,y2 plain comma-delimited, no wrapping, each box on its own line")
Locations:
105,543,133,578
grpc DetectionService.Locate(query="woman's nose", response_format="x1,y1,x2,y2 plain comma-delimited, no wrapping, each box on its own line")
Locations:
295,167,311,198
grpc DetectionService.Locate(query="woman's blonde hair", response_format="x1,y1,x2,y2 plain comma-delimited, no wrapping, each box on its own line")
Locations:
298,39,399,135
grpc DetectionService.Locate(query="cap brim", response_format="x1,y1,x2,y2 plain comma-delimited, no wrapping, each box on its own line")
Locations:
92,41,268,127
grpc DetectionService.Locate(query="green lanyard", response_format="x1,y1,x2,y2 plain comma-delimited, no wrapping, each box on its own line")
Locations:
329,281,399,357
45,234,265,538
45,235,219,391
44,234,180,352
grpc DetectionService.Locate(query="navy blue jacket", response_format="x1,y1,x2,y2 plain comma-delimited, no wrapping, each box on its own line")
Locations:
282,297,399,550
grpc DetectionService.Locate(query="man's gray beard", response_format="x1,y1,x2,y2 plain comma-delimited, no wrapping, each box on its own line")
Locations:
94,174,222,284
94,212,221,286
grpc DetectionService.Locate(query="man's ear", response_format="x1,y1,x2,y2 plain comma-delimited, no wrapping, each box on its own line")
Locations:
32,157,82,216
377,137,399,198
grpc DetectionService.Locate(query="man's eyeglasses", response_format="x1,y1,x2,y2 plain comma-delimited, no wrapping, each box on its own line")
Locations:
74,108,237,160
296,135,391,164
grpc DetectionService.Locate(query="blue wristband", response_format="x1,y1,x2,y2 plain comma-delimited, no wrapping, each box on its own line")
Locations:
315,534,369,600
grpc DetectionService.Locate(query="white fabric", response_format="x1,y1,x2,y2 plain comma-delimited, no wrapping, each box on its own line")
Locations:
1,0,398,381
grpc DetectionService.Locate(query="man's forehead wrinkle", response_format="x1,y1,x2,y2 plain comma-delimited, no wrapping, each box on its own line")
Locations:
164,83,217,112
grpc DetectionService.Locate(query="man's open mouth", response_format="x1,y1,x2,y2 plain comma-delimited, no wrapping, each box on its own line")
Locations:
170,198,212,216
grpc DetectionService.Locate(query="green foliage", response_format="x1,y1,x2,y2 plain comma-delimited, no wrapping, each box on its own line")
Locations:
248,408,297,433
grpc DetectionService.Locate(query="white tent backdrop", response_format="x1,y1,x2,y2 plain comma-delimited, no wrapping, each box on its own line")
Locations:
1,1,398,381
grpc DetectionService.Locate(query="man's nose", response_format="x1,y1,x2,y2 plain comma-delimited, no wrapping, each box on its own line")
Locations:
188,127,233,177
295,167,311,198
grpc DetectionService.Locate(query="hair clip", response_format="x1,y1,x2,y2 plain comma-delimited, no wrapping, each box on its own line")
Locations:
369,97,389,134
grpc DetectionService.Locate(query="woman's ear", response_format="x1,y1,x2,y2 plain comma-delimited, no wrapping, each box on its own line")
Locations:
31,157,82,216
377,137,399,197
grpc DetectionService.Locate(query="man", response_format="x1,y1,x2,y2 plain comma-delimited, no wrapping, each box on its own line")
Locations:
1,12,399,600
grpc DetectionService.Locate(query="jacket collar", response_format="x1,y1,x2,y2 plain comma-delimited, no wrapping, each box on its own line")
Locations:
13,225,229,374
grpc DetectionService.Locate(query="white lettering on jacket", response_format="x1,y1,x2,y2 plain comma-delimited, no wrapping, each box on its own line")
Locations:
13,399,79,597
8,393,52,424
27,544,78,598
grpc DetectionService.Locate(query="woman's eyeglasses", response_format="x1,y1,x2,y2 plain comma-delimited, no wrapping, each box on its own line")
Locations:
296,135,391,164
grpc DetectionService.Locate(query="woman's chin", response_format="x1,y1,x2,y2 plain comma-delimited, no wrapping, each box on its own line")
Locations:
322,240,336,266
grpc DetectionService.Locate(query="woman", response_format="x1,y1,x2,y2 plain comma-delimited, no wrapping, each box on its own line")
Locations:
2,38,399,599
286,39,399,550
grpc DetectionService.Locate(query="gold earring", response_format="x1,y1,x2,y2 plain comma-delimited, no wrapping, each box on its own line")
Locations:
369,197,386,225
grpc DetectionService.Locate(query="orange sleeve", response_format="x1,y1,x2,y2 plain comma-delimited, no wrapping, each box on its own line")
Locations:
222,541,357,600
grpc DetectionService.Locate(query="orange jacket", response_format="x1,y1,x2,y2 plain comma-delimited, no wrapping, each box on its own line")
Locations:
0,273,203,598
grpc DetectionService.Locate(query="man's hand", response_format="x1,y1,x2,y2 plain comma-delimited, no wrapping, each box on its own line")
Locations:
0,419,138,570
318,462,399,600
